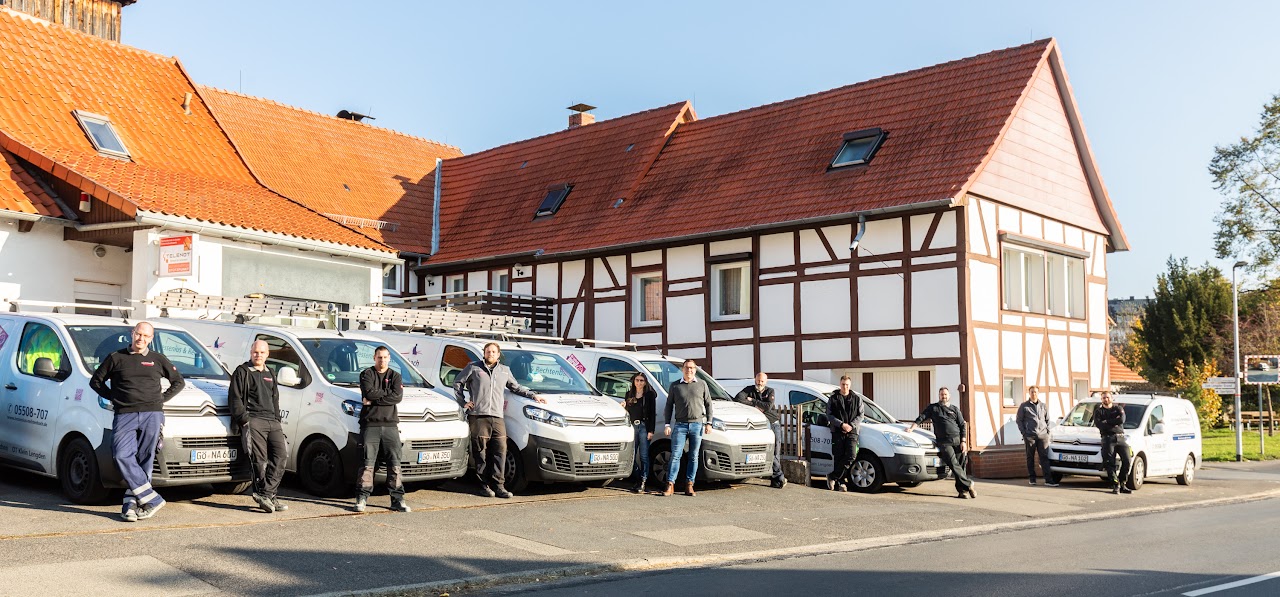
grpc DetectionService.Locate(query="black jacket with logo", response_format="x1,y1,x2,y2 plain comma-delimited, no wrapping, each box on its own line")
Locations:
229,363,281,424
89,349,184,413
915,401,967,446
735,385,779,425
827,390,864,439
1094,403,1126,436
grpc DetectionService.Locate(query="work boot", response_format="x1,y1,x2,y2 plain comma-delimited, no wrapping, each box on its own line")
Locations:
136,500,165,520
354,496,367,512
685,482,696,497
661,482,674,497
825,474,838,491
774,476,787,489
1111,485,1121,495
631,478,646,494
1119,486,1132,494
479,484,496,498
271,497,289,512
494,486,513,499
391,499,412,512
967,487,976,499
252,492,275,514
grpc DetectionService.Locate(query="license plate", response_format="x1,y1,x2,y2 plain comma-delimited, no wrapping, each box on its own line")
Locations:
745,453,766,464
190,448,236,464
417,450,452,464
930,457,940,467
588,452,619,464
1058,453,1089,463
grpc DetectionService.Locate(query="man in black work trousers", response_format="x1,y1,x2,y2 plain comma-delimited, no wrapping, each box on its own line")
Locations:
907,387,976,499
229,340,289,514
825,375,863,492
355,346,410,513
1095,391,1132,495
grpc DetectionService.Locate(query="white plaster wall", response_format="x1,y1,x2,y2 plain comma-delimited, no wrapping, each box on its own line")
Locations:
970,261,1000,323
1001,330,1023,370
859,335,904,361
910,214,933,252
973,328,1000,387
561,260,585,298
910,268,959,327
857,274,903,331
467,271,487,291
632,250,661,268
802,338,851,362
0,220,130,307
759,233,794,269
666,294,705,344
800,278,850,334
711,343,754,379
709,238,751,256
758,283,793,336
665,245,704,280
856,218,902,256
535,264,558,296
913,332,960,358
760,341,795,374
594,301,625,342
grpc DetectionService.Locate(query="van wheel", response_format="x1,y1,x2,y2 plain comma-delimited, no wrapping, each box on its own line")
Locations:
60,437,110,505
213,481,253,495
1176,455,1195,486
849,452,886,493
298,438,346,497
649,442,672,486
504,441,529,493
1126,455,1146,491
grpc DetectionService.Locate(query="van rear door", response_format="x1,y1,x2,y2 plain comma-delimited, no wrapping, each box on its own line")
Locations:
4,321,68,473
1144,403,1170,475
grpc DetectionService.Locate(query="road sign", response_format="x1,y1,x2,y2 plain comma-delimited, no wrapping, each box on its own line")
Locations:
1203,377,1239,395
1244,354,1280,385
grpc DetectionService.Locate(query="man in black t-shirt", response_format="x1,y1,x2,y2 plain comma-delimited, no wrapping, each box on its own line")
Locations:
89,321,185,522
230,340,289,513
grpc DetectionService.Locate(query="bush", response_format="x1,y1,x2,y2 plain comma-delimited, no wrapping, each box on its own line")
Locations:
1169,360,1225,428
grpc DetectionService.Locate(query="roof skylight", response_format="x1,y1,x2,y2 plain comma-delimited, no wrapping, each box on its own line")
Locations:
535,184,573,218
73,110,130,159
830,127,886,169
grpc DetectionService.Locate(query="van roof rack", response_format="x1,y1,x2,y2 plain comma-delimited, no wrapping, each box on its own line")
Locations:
138,291,334,325
570,338,638,351
339,304,529,334
5,299,134,323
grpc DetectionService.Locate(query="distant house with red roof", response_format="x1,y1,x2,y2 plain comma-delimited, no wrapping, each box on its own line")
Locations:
413,39,1128,477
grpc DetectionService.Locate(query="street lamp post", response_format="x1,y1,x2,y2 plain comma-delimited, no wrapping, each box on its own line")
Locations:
1233,260,1247,462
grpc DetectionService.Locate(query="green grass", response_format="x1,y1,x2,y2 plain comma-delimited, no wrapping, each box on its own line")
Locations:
1201,427,1280,461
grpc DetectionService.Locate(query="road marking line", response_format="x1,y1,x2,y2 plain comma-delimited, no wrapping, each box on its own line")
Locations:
633,525,773,546
466,530,574,556
1184,571,1280,596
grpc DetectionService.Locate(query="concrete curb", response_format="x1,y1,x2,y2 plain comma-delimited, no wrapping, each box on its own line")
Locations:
302,487,1280,597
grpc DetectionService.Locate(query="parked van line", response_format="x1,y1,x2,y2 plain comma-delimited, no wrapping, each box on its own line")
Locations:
0,311,249,503
358,328,636,492
719,378,942,493
168,317,470,496
526,344,776,485
1048,393,1201,490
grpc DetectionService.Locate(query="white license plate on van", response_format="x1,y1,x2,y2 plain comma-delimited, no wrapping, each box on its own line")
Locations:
417,450,452,464
190,449,236,464
930,457,940,467
589,452,619,464
1058,453,1089,463
745,453,766,464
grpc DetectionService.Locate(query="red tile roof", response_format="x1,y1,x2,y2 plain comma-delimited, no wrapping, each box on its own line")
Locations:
200,87,462,254
0,150,62,217
0,8,390,253
426,39,1118,267
1108,354,1146,384
428,101,694,264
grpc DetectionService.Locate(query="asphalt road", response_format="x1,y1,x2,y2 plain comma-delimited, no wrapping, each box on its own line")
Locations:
495,497,1280,597
1,462,1279,596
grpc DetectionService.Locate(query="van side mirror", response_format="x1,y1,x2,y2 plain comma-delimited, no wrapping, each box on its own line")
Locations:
277,367,301,387
33,357,57,379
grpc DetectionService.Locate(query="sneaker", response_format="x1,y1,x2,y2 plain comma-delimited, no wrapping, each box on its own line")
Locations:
494,487,513,499
252,492,275,514
1111,485,1121,495
1119,486,1132,494
136,500,165,520
836,483,848,492
271,497,289,512
776,476,787,489
825,475,838,491
478,485,497,498
121,505,138,523
390,499,412,513
354,496,367,512
631,479,646,494
1029,479,1037,485
1045,481,1060,487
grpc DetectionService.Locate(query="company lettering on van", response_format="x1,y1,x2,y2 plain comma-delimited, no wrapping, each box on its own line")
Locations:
6,404,49,427
530,364,572,383
566,354,586,374
0,327,8,350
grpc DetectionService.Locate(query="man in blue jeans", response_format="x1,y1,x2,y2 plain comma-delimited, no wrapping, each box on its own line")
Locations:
662,359,713,497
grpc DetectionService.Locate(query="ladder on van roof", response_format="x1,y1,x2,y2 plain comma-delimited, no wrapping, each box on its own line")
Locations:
4,299,135,321
139,291,334,323
338,304,530,334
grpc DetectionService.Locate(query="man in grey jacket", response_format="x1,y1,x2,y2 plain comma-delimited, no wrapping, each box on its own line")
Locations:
1016,386,1057,486
453,342,544,498
662,359,714,497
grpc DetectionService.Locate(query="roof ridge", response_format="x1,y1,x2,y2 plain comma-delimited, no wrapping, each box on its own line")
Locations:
455,101,692,161
0,6,178,64
199,86,462,154
687,38,1054,128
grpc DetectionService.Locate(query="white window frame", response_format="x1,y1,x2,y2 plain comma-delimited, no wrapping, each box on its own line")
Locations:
382,264,403,294
1002,243,1085,320
491,270,511,293
1003,376,1024,408
73,110,130,159
446,274,465,294
709,261,751,321
632,272,663,327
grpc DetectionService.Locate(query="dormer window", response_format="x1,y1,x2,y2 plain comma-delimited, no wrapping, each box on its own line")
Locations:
73,110,130,159
829,127,885,169
534,183,572,218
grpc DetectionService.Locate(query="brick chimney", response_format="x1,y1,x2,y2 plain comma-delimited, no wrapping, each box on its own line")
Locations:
567,103,596,129
3,0,135,41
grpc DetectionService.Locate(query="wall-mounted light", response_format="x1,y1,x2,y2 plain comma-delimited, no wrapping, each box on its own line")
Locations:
92,245,107,258
514,263,528,278
79,192,91,213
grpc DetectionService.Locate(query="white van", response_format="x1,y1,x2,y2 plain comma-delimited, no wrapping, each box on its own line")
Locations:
536,345,775,484
361,330,635,492
719,378,942,493
171,319,469,496
1047,393,1201,489
0,308,249,503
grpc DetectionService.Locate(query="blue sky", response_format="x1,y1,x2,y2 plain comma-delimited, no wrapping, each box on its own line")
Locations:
125,1,1280,299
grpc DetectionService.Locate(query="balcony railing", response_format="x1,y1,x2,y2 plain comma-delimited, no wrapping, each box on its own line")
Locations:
387,290,555,336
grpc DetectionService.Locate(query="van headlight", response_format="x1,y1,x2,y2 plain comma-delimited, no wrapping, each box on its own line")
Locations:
98,397,114,411
886,432,920,448
710,418,726,431
523,406,566,428
341,400,363,418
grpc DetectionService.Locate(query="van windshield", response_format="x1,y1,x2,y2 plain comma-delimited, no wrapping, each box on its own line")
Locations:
300,338,430,388
1060,402,1144,429
500,349,598,395
67,325,228,380
640,361,732,400
861,397,896,424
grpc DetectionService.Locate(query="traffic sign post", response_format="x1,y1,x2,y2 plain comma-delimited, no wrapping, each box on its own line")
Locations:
1202,377,1239,395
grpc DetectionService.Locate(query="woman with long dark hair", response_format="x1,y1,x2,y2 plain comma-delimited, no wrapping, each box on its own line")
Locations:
623,372,657,493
